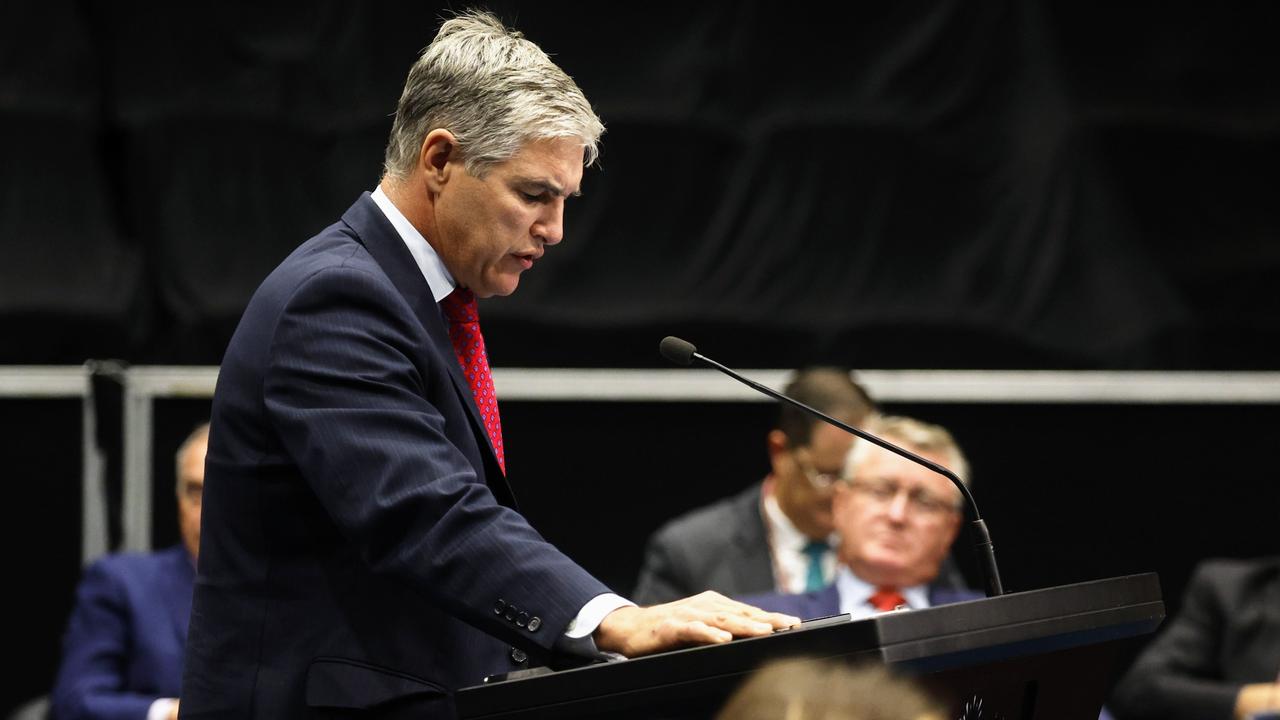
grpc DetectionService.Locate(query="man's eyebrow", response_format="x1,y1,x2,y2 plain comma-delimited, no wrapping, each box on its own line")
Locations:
519,178,581,198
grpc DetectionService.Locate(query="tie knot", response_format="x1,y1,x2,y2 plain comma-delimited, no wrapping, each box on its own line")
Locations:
440,287,478,323
868,587,907,612
801,540,828,561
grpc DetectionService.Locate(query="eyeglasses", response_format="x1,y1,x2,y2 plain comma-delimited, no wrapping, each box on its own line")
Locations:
793,451,842,490
846,478,961,516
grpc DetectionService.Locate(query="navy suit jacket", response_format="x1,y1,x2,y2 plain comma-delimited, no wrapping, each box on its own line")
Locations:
180,193,609,719
740,580,982,620
51,545,194,720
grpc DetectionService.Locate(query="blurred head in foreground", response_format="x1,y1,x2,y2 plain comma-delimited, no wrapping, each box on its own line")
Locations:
717,658,945,720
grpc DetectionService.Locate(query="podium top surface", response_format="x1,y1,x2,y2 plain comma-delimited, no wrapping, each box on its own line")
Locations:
456,573,1164,719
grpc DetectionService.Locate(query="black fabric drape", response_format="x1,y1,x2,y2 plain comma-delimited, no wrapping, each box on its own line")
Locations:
0,0,1276,368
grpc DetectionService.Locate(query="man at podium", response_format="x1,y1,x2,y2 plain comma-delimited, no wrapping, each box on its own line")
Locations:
741,415,981,618
179,12,798,720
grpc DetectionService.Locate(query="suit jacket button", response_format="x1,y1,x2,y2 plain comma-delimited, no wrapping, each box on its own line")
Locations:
510,647,528,664
516,612,528,628
494,599,506,615
527,616,542,632
504,606,517,622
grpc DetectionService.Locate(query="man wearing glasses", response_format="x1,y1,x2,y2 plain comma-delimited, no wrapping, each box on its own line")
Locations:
740,415,980,619
633,368,877,604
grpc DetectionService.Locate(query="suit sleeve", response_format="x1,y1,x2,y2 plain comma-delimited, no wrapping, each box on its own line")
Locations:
1109,562,1242,720
50,561,164,720
262,264,608,652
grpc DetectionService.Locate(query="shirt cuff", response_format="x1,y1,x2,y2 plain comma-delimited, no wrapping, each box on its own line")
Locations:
554,593,635,660
147,698,178,720
565,593,635,639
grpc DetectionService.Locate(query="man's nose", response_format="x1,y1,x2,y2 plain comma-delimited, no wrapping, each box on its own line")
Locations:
534,204,564,246
885,491,911,521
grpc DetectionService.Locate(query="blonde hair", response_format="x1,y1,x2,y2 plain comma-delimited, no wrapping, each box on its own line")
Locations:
845,415,969,488
717,658,945,720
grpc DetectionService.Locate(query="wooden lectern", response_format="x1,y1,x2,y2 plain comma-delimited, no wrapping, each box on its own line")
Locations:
456,573,1164,720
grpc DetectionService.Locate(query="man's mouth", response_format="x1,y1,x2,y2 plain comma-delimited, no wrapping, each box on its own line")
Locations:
512,251,541,270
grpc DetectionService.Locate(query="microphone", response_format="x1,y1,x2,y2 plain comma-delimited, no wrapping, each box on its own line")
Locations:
659,336,1004,597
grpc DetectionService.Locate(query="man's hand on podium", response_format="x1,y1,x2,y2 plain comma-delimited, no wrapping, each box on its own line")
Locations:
594,591,800,658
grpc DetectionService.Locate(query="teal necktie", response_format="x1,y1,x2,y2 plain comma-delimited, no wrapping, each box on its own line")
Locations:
802,540,828,591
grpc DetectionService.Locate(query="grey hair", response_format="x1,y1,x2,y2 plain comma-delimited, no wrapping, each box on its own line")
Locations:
175,422,210,494
383,10,604,180
844,415,970,491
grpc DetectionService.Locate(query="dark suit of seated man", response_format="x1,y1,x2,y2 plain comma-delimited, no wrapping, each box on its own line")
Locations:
741,416,982,619
1109,556,1280,720
50,423,208,720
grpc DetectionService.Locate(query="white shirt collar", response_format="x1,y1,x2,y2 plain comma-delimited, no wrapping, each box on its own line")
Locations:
369,185,456,302
762,491,811,555
835,565,930,620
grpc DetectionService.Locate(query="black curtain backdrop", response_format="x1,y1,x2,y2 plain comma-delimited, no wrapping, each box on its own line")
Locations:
3,0,1279,713
0,0,1277,368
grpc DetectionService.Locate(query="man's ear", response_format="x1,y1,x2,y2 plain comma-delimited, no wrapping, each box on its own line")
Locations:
942,508,963,547
766,429,789,459
419,128,459,193
831,482,854,516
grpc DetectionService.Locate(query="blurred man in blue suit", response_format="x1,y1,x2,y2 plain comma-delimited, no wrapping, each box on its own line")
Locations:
51,423,207,720
743,416,980,619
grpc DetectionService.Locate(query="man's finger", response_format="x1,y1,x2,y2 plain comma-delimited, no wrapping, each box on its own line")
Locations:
680,596,802,630
679,620,732,645
685,609,778,637
763,611,802,628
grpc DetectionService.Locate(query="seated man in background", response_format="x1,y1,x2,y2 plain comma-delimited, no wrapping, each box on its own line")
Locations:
1109,556,1280,720
741,415,980,619
633,368,878,604
50,423,208,720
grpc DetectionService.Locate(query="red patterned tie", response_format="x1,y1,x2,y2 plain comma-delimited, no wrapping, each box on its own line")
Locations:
868,587,907,612
439,288,505,474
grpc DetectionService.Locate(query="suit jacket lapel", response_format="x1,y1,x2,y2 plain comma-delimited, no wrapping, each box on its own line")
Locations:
339,193,508,491
810,584,841,617
729,484,776,593
928,584,982,606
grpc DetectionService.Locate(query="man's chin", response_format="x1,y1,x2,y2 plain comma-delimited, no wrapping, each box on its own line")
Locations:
472,278,519,299
486,272,524,298
862,551,913,580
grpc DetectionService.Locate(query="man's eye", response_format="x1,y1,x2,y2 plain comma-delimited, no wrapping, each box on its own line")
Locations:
520,191,543,202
